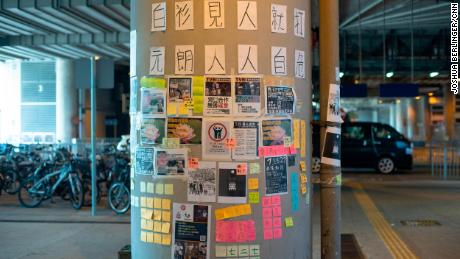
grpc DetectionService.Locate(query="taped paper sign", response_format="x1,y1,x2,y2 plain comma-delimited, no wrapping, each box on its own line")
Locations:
168,77,192,105
141,88,166,117
218,162,247,203
271,4,287,34
204,77,232,116
265,86,295,115
153,148,188,177
321,126,341,167
187,161,217,202
232,120,259,160
271,46,287,76
175,1,193,30
205,45,226,75
172,203,210,259
234,77,261,116
327,84,342,123
237,1,257,30
264,156,288,195
202,118,232,160
216,220,256,243
293,8,305,38
167,117,202,144
215,204,252,220
162,138,180,149
295,49,305,79
238,45,258,74
136,147,154,175
204,0,225,29
175,45,194,74
249,163,260,174
151,2,166,31
262,118,292,146
215,244,260,258
149,47,165,75
140,118,166,145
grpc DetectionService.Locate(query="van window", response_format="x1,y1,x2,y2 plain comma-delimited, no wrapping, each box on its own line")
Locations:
342,125,366,141
372,125,400,140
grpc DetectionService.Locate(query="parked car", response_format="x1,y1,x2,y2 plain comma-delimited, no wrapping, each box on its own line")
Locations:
312,122,413,174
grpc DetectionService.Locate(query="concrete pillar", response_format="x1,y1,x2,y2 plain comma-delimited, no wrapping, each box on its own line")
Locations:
415,98,426,142
395,100,403,133
131,0,312,258
405,99,415,140
56,59,77,143
444,84,456,140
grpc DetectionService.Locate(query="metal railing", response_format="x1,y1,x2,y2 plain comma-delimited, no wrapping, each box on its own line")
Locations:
416,141,460,179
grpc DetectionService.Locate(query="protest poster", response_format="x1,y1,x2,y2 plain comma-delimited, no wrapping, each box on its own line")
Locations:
187,161,217,202
233,77,261,116
261,118,292,146
218,162,247,203
232,120,259,161
172,203,210,259
135,147,154,175
167,117,202,144
321,126,341,167
264,156,288,195
327,84,342,123
140,118,166,145
202,118,232,160
154,148,188,177
204,77,232,116
141,88,166,116
265,86,295,115
168,77,192,103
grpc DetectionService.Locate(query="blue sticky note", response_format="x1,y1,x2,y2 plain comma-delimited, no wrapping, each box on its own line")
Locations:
291,173,299,212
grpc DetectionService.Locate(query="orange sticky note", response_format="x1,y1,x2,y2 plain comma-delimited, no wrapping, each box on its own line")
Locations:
162,199,171,210
224,138,236,149
189,158,199,169
154,198,162,209
161,234,171,245
161,222,170,234
153,209,162,221
154,221,162,232
236,163,247,175
164,184,174,195
162,210,171,222
154,233,162,244
248,178,259,190
215,209,225,220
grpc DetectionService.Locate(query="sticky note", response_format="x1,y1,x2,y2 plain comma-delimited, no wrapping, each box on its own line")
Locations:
154,233,161,244
141,219,147,229
162,210,171,222
161,234,171,245
161,222,170,233
293,119,301,149
285,217,294,228
273,206,282,217
248,178,259,190
301,173,307,183
249,245,260,256
238,245,249,257
271,195,281,206
301,185,307,194
248,192,259,204
291,173,299,212
216,246,227,257
284,136,292,147
140,197,146,207
215,204,252,220
263,229,273,240
262,197,271,207
140,181,146,193
249,163,260,174
236,163,247,175
146,182,154,193
178,103,189,115
147,232,153,243
273,228,283,239
215,210,225,220
140,231,147,242
162,199,171,210
153,209,162,221
189,158,199,169
273,217,282,228
140,77,166,89
301,120,306,158
262,207,272,218
156,183,164,194
167,103,178,115
164,184,174,195
300,161,306,172
154,198,162,209
226,246,238,257
146,198,153,208
154,221,162,232
263,217,273,229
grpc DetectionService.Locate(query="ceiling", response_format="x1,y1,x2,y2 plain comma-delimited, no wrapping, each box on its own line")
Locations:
0,0,130,61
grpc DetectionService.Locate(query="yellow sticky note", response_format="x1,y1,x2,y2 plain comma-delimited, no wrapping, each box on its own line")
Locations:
299,161,306,172
147,232,153,243
215,209,225,220
154,233,162,244
301,120,306,158
147,220,154,230
162,210,171,222
164,184,174,195
248,178,259,190
249,192,259,204
167,103,177,115
285,217,294,228
161,234,171,245
146,198,154,208
249,163,260,174
178,103,188,115
223,207,237,218
145,209,153,219
140,181,146,193
154,221,162,232
156,183,164,194
301,174,307,184
162,199,171,210
301,185,307,194
154,198,162,209
161,222,170,234
293,119,301,149
238,204,252,215
153,209,162,221
147,182,154,193
140,231,147,242
140,197,146,207
141,219,147,229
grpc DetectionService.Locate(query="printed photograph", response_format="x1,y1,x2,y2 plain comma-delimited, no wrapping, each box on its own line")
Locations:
187,162,216,202
140,118,165,145
265,86,295,115
141,88,165,116
218,163,247,203
169,77,192,103
167,117,202,144
154,149,188,177
262,119,292,146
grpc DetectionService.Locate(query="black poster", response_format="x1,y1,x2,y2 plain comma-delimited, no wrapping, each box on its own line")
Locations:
135,147,154,175
264,156,288,195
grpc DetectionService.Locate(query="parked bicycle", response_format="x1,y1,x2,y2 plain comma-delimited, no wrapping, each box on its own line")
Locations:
108,152,130,214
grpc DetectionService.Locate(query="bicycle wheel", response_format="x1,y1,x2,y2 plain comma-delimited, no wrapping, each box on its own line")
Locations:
18,177,44,208
83,178,101,206
4,170,19,194
69,175,84,210
108,183,130,214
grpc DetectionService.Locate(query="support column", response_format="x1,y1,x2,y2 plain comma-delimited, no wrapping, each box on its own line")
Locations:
56,59,77,143
444,84,456,140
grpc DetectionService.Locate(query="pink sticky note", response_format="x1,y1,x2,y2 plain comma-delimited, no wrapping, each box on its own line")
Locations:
263,217,273,229
262,197,271,207
263,229,273,240
271,195,281,206
289,145,297,154
273,228,283,239
258,147,265,157
262,207,272,218
273,206,282,217
273,217,282,228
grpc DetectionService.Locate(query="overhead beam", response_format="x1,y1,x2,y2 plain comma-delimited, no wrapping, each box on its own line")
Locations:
340,0,383,29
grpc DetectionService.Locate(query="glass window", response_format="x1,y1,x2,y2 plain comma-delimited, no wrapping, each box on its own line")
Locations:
372,125,399,140
342,125,365,141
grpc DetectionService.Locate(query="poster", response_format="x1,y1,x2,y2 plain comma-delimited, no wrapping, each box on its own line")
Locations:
265,86,295,115
202,118,232,160
204,77,232,116
187,161,217,202
264,156,288,195
172,203,210,259
262,119,292,146
135,147,154,175
204,0,225,29
238,44,258,74
141,88,166,116
232,120,259,160
175,1,194,30
237,1,257,30
218,162,247,203
169,77,192,103
327,84,342,123
233,77,261,116
205,45,226,75
321,126,341,167
140,118,166,145
154,148,188,177
167,117,202,144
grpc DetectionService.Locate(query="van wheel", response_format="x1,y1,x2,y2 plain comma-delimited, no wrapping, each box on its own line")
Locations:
312,157,321,173
377,157,395,174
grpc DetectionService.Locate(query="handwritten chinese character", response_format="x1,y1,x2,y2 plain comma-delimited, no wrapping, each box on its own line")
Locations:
175,1,193,30
271,4,287,33
175,45,194,74
238,44,258,74
294,8,305,37
205,45,225,74
272,46,287,76
149,47,164,75
151,2,166,31
238,1,257,30
205,0,225,29
295,49,305,79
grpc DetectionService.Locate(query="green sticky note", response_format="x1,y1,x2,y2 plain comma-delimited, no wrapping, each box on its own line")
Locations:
248,192,259,204
140,76,166,89
285,217,294,228
249,163,260,174
155,183,164,194
336,175,342,186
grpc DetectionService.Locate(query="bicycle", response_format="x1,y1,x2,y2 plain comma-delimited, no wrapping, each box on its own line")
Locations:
108,154,130,214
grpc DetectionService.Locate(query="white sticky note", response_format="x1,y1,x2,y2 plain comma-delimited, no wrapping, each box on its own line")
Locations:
294,8,305,38
175,45,194,74
140,181,146,193
175,1,194,30
215,245,227,257
146,182,154,194
271,46,287,76
151,2,166,32
295,49,305,79
237,1,257,30
271,4,287,34
205,45,226,75
204,0,225,29
238,44,258,74
149,47,165,75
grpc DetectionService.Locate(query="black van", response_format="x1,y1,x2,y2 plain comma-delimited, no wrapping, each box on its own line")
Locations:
312,122,413,174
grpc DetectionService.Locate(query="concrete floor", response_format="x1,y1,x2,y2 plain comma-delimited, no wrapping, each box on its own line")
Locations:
1,169,459,259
